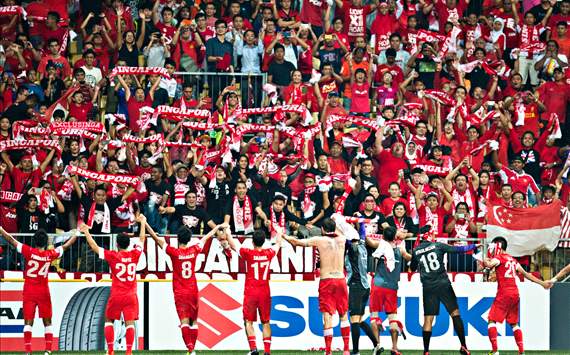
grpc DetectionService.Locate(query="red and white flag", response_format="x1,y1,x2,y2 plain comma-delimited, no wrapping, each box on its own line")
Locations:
559,206,570,248
486,201,562,256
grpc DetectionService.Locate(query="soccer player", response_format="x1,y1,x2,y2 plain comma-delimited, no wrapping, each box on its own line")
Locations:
283,218,351,355
0,227,77,355
484,237,552,355
145,222,226,355
225,227,283,355
367,226,411,355
410,236,477,355
80,214,147,355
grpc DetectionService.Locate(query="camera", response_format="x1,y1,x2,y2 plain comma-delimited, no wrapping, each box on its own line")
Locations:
456,213,465,219
324,34,333,41
283,31,291,38
255,136,267,144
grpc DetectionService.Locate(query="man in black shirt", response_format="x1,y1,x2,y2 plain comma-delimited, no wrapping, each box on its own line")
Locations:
206,166,232,225
259,170,293,208
224,181,266,235
144,166,171,234
259,195,306,237
160,190,216,234
410,239,477,355
267,43,296,88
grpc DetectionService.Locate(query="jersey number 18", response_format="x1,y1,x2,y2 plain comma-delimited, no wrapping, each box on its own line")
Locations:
419,252,441,273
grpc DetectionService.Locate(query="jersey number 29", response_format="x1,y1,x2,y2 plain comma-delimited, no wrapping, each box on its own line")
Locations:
419,252,441,273
116,263,136,282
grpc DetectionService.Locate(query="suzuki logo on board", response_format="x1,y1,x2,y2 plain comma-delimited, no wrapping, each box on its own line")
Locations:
197,284,242,348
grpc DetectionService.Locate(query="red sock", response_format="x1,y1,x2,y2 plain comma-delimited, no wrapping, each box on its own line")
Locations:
104,322,114,353
181,324,192,351
375,317,385,331
488,324,498,352
45,325,53,351
263,336,271,354
324,327,333,353
248,335,257,351
340,320,350,351
513,326,524,354
24,325,32,353
189,325,198,351
125,325,135,354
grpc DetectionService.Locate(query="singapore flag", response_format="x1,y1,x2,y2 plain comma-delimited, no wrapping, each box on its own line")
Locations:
486,200,562,257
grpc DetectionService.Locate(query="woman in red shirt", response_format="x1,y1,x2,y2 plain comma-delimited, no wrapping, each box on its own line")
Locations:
282,70,314,108
349,58,373,115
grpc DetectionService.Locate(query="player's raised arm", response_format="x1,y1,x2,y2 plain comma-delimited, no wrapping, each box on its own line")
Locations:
79,223,100,255
282,234,322,248
61,232,78,251
136,214,147,244
272,226,284,252
483,258,501,269
549,263,570,284
0,226,19,248
198,223,225,248
516,264,552,289
144,221,165,249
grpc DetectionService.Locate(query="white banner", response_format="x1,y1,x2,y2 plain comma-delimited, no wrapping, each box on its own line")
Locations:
0,279,550,351
147,279,550,351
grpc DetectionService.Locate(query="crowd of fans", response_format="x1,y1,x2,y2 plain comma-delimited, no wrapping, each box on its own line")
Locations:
0,0,569,272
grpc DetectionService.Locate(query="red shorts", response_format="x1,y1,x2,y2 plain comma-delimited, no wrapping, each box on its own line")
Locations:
23,292,52,319
369,282,378,313
318,278,348,316
488,292,520,324
243,286,271,323
174,291,198,321
106,294,139,321
371,287,398,314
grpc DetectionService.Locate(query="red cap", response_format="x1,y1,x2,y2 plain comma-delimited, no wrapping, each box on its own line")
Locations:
21,155,33,161
304,173,316,180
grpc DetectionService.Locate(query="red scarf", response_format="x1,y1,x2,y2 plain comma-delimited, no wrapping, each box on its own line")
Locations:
270,207,285,231
233,195,253,233
302,185,317,215
68,165,140,186
109,66,171,79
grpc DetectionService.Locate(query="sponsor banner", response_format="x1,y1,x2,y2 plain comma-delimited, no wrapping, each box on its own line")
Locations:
148,280,549,351
0,283,145,351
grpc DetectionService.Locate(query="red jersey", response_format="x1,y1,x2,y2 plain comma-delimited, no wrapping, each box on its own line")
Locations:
500,167,540,195
240,247,276,289
101,243,143,296
492,253,519,294
165,244,202,295
19,243,63,294
344,4,374,39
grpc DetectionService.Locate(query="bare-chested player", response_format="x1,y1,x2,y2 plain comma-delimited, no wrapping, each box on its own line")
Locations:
283,217,350,355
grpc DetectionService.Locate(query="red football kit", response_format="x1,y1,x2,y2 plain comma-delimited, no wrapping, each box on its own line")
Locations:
489,253,520,324
165,243,202,320
19,243,63,319
99,243,143,321
240,247,276,322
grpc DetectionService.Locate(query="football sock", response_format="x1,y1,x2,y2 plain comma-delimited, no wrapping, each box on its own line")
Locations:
263,336,271,354
488,323,498,352
422,330,432,352
360,321,378,346
340,320,351,351
125,324,135,353
248,335,257,351
104,322,114,353
180,324,192,351
324,327,333,353
24,324,32,353
45,325,53,351
351,323,361,353
189,325,198,351
513,325,524,354
452,315,467,348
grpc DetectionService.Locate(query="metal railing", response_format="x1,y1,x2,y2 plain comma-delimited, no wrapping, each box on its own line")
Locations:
1,233,568,280
174,72,268,111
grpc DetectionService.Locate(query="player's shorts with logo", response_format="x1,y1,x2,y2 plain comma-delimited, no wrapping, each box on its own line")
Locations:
488,291,520,324
23,292,52,319
370,286,398,314
319,278,348,315
423,284,458,316
348,285,370,316
106,294,139,321
174,289,199,320
243,286,271,322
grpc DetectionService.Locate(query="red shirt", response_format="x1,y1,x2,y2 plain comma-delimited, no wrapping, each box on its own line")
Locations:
20,243,63,294
166,244,202,295
493,253,520,294
25,1,49,37
344,4,374,39
434,0,467,33
0,205,18,233
156,22,176,41
536,81,570,122
300,0,328,27
127,96,153,132
11,167,41,193
68,102,93,122
375,64,404,87
501,167,540,195
374,150,408,195
240,247,276,289
381,197,409,216
102,243,143,297
418,205,448,237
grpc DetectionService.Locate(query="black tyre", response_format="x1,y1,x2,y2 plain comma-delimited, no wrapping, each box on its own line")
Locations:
58,286,111,351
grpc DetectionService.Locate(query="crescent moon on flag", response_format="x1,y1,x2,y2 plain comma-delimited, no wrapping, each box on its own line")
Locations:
493,206,504,226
